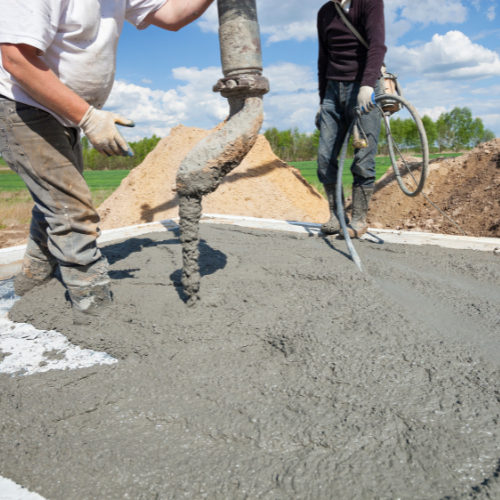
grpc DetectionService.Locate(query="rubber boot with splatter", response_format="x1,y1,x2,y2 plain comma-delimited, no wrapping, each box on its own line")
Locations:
321,184,347,235
341,185,374,239
14,237,58,296
60,256,112,325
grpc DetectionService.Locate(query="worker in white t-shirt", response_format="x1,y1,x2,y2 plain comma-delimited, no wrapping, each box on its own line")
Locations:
0,0,215,324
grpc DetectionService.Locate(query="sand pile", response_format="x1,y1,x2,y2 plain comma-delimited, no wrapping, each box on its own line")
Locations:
98,125,329,229
368,139,500,237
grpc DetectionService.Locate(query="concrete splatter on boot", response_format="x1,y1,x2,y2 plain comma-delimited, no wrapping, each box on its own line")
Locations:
60,257,112,326
320,184,348,235
341,185,374,239
14,237,57,296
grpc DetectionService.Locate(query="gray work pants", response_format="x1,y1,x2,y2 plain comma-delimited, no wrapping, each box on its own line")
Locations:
0,96,101,266
317,80,382,187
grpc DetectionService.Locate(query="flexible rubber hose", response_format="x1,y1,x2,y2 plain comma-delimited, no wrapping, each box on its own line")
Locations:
378,94,429,197
335,118,363,273
335,94,429,272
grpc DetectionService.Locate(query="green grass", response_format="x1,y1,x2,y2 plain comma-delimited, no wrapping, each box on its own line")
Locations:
0,170,131,227
290,157,393,196
417,153,463,159
290,153,463,196
0,169,130,192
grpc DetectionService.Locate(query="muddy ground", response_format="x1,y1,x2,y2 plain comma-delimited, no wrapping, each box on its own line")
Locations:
2,224,500,499
369,141,500,237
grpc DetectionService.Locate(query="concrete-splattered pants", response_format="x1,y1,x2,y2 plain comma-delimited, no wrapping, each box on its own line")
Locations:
0,96,101,266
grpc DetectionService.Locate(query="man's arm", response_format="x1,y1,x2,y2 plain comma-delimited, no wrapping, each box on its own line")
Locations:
1,43,89,124
1,43,134,156
317,11,328,104
145,0,215,32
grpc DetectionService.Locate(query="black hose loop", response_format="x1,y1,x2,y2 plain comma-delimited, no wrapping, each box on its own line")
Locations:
376,94,429,197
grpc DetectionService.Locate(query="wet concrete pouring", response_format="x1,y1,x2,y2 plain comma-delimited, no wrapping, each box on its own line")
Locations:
2,224,500,499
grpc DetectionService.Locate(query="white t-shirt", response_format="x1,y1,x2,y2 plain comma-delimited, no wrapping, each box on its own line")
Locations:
0,0,167,127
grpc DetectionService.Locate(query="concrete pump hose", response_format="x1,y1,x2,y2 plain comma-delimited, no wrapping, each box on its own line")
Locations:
335,94,430,273
376,94,429,197
335,118,364,273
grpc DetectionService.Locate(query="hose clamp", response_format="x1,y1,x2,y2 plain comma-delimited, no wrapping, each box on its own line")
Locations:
213,75,270,97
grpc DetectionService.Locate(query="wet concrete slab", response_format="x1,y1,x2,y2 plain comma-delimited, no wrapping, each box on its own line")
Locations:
2,224,500,499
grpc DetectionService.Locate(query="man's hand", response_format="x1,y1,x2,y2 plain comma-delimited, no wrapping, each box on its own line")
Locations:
79,107,135,157
358,86,375,114
146,0,215,31
1,44,89,125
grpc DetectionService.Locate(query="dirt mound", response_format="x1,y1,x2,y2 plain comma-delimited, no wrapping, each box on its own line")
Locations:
368,139,500,237
98,125,328,230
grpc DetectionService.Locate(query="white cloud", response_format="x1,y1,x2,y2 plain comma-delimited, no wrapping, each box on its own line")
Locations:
418,106,448,121
385,0,468,25
471,84,500,94
389,31,500,80
105,67,229,141
265,63,317,93
487,5,496,20
142,78,152,84
104,63,318,140
104,56,500,141
482,113,500,128
198,0,469,45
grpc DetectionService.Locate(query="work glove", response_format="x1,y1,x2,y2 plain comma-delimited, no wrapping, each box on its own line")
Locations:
358,86,376,114
315,106,322,130
79,106,135,157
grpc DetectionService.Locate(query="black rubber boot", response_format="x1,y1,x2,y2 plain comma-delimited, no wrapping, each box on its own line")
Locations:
341,185,374,239
14,237,57,296
320,184,348,235
60,257,112,326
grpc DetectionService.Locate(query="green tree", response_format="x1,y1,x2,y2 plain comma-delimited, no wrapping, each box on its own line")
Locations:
437,107,495,150
422,115,438,148
481,129,495,143
441,107,475,150
436,116,453,152
81,134,162,170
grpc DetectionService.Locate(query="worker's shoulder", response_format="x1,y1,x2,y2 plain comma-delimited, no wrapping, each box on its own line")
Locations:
360,0,385,7
318,1,335,19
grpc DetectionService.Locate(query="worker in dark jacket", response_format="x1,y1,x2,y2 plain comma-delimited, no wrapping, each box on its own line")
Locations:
317,0,387,237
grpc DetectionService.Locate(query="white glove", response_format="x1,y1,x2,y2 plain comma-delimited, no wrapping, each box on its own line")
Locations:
358,86,375,114
79,106,135,157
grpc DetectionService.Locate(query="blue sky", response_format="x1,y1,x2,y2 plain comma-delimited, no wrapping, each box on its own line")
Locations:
107,0,500,140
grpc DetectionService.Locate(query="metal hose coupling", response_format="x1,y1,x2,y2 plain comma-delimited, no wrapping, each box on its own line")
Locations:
175,0,269,306
176,0,269,198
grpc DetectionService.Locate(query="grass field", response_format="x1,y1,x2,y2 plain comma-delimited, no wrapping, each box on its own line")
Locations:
0,152,464,228
0,169,130,229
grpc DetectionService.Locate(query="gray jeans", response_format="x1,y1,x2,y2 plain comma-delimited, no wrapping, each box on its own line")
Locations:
0,96,101,266
317,80,382,187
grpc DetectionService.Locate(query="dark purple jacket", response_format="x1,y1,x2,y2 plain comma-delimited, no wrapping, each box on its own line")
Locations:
318,0,387,103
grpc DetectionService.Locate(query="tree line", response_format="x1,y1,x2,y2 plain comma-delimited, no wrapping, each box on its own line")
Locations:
80,106,495,170
82,135,161,170
264,107,495,162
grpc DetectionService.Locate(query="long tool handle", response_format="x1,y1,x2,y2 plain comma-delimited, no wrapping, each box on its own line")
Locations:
335,117,364,273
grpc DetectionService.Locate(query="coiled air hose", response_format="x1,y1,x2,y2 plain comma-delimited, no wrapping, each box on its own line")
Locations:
336,94,430,272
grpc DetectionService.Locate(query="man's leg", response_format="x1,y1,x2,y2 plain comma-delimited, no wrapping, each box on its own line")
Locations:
343,82,382,238
0,97,111,322
317,81,349,235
